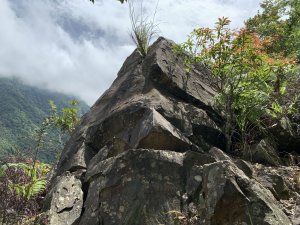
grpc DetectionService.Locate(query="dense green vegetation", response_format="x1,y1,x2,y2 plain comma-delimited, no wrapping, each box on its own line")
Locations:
0,77,89,162
176,0,300,154
0,157,50,225
245,0,300,60
0,83,83,225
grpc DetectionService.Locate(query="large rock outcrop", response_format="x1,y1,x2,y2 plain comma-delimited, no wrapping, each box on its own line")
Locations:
44,37,297,225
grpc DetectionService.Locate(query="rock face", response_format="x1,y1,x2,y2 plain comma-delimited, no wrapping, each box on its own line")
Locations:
44,37,295,225
243,139,282,166
44,173,83,225
268,117,300,154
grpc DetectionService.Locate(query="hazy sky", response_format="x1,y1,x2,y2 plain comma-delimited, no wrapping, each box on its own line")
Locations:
0,0,262,105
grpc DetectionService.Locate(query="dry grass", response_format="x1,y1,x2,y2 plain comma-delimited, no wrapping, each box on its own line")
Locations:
129,0,159,57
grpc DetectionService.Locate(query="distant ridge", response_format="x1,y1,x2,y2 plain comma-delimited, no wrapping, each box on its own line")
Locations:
0,77,89,162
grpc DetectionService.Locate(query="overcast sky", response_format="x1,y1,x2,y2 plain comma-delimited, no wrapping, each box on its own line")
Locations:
0,0,262,105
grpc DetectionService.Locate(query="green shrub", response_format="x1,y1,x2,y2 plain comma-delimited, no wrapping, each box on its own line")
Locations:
175,17,296,153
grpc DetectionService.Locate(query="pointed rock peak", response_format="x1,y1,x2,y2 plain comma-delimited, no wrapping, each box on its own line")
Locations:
52,36,224,177
43,37,294,225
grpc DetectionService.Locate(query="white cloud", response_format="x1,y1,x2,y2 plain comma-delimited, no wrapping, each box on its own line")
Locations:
0,0,262,105
157,0,262,42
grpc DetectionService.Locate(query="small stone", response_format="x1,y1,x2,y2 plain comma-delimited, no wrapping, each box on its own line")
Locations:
194,175,202,182
120,163,126,169
182,193,188,201
119,206,125,213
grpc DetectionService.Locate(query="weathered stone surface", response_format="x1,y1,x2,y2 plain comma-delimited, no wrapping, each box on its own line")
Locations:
198,161,291,225
81,149,291,225
293,197,300,225
45,37,294,225
81,149,186,225
234,159,253,178
269,116,300,154
253,164,300,224
243,139,282,166
52,37,224,179
256,172,290,200
209,146,231,161
43,173,83,225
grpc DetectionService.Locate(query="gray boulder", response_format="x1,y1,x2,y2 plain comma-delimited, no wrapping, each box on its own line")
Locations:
43,173,83,225
243,139,282,166
44,37,292,225
268,117,300,154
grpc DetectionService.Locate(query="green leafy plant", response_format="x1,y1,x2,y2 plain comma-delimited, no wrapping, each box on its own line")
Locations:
46,100,81,160
48,99,80,133
0,157,49,225
175,17,296,153
6,161,50,200
0,100,81,224
246,0,300,61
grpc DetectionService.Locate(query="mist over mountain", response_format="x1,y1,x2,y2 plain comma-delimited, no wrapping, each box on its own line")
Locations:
0,77,89,162
0,0,261,105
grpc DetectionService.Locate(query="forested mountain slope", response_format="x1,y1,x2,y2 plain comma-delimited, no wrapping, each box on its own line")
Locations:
0,77,89,161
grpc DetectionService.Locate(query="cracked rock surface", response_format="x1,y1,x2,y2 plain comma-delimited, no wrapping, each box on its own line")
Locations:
44,37,296,225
